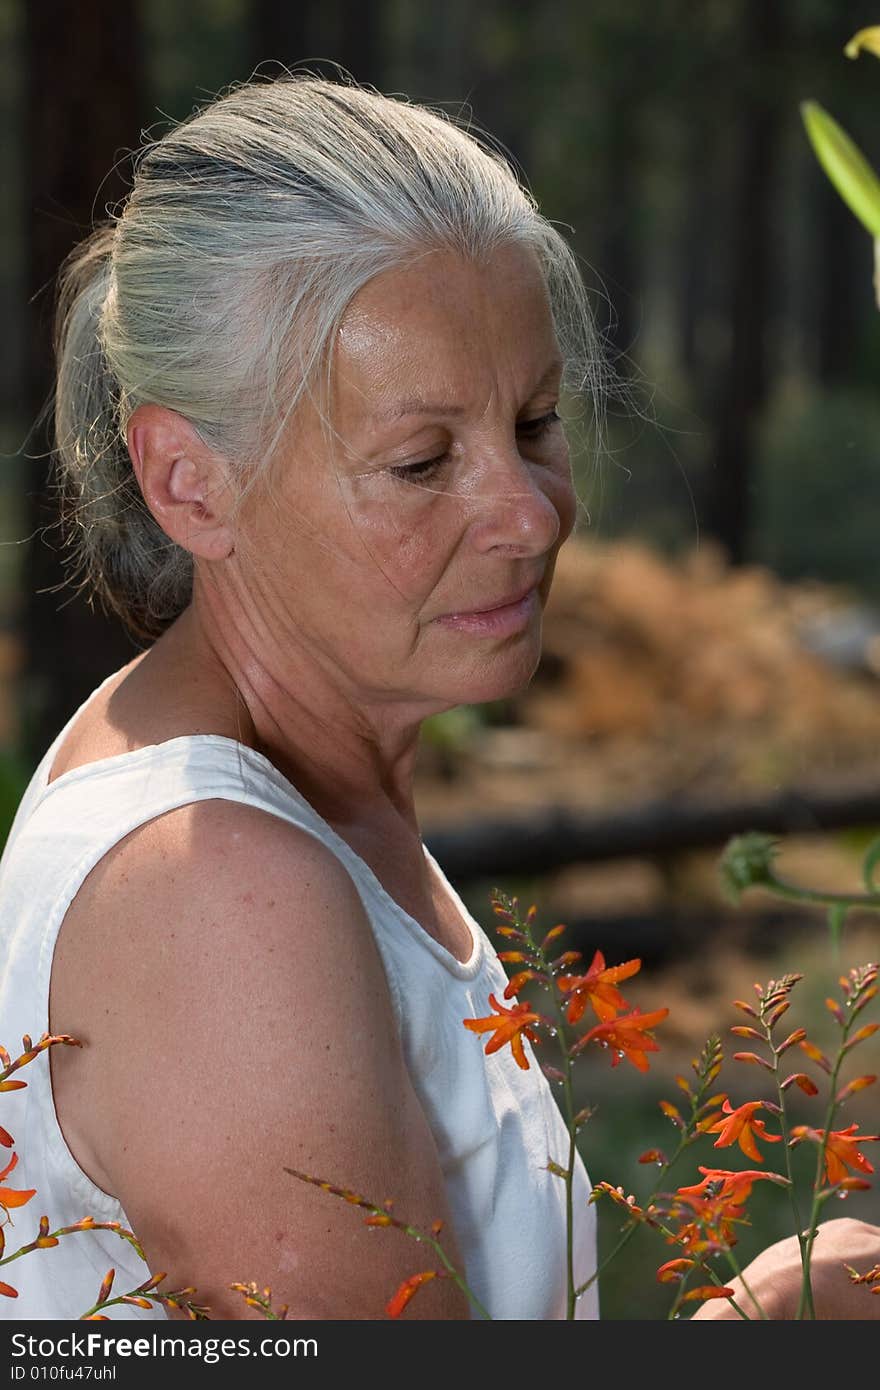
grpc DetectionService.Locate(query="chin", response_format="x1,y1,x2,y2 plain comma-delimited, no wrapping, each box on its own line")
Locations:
450,645,543,707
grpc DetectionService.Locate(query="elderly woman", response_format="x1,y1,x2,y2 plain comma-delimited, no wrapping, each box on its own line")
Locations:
1,75,878,1323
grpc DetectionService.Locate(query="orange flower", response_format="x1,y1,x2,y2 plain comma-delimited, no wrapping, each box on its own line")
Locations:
662,1166,788,1258
385,1270,437,1318
682,1285,735,1303
790,1123,880,1186
678,1167,788,1204
657,1257,695,1282
576,1007,669,1072
664,1185,746,1256
557,950,641,1024
0,1152,36,1215
463,994,541,1071
706,1099,782,1163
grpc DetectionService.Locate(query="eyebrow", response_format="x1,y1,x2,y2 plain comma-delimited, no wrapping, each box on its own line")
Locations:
374,358,565,423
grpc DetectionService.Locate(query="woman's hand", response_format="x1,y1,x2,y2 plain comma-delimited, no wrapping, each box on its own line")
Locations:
690,1218,880,1319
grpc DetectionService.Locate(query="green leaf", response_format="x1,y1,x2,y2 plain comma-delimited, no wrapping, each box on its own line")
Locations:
801,100,880,238
844,27,880,61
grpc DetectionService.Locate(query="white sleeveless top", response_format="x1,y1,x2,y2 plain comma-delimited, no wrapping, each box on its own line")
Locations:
0,673,597,1321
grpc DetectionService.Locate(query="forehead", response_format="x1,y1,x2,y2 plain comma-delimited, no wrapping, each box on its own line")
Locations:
331,245,560,423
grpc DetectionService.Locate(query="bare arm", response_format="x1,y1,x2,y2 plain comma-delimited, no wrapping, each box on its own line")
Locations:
50,800,470,1320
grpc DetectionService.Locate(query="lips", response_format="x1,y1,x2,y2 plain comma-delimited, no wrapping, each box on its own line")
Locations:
440,580,541,619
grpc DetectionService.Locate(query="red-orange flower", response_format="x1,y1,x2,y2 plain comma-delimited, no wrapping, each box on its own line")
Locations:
0,1152,36,1215
661,1166,788,1258
385,1270,437,1318
790,1123,880,1186
664,1184,747,1256
557,950,641,1024
657,1257,694,1282
666,1200,742,1256
575,1007,669,1072
678,1167,788,1204
706,1099,782,1163
463,994,541,1071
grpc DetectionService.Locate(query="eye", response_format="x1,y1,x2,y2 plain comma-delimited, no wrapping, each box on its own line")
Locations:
389,453,448,484
388,411,562,486
517,410,562,440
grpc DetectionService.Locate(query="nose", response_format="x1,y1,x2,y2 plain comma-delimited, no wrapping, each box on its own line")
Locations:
465,453,567,558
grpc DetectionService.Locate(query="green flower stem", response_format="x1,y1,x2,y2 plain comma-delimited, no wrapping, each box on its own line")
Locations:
573,1106,717,1300
0,1244,35,1270
575,1221,639,1299
561,1064,577,1319
666,1278,688,1321
762,1020,813,1317
78,1293,144,1321
575,1136,695,1299
759,877,880,912
0,1220,142,1270
647,1217,753,1322
525,914,579,1319
722,1245,769,1320
412,1226,492,1321
795,1020,856,1320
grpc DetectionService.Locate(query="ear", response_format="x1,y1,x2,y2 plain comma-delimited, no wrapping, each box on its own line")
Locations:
126,404,236,561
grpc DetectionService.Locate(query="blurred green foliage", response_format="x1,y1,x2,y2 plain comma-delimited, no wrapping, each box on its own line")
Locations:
750,385,880,599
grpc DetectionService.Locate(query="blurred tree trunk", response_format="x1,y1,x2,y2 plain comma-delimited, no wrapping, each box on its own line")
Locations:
334,0,383,87
596,99,639,373
288,0,385,89
702,0,783,565
815,177,867,383
250,0,310,73
21,1,147,763
678,119,712,378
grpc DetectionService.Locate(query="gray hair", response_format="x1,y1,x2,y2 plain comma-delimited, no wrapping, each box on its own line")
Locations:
53,73,608,639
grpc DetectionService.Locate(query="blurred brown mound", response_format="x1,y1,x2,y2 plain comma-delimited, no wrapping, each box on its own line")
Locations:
416,538,880,820
525,538,880,748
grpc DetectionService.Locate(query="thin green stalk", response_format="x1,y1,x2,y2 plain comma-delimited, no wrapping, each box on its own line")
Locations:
575,1222,638,1299
647,1217,754,1322
562,1065,576,1319
760,877,880,912
763,1020,813,1317
522,910,579,1318
574,1129,693,1299
722,1245,769,1320
422,1228,492,1321
795,1046,850,1319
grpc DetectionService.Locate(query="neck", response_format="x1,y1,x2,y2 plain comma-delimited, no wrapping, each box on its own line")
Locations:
158,585,433,835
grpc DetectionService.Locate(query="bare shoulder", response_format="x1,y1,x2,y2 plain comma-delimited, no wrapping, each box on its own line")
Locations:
50,800,469,1319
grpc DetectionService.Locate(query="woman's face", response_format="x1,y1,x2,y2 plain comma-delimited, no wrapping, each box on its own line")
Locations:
240,243,578,714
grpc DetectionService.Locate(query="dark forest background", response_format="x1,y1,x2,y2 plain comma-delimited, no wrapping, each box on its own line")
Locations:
3,0,880,769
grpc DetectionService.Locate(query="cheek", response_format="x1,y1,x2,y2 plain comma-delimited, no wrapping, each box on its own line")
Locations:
346,493,456,604
389,516,457,598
